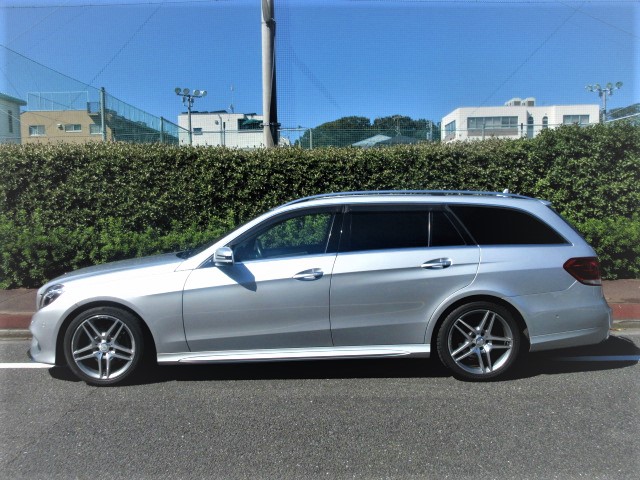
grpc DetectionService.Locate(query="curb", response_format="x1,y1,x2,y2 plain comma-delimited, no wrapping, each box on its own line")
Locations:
0,313,32,329
609,303,640,320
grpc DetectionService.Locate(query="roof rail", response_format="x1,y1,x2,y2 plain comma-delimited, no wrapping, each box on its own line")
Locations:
282,190,533,207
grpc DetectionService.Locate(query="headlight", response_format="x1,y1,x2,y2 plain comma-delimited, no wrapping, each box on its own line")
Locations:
39,284,65,310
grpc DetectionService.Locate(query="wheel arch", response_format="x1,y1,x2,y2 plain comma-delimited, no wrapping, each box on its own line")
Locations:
427,294,530,352
55,301,157,366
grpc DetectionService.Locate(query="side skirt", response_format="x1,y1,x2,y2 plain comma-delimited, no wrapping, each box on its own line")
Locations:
157,344,431,365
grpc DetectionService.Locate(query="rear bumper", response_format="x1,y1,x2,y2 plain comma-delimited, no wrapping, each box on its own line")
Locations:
529,320,610,352
511,282,612,352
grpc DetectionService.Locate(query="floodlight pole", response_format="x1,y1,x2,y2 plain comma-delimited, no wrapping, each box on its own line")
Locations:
175,88,207,146
262,0,279,148
585,82,623,123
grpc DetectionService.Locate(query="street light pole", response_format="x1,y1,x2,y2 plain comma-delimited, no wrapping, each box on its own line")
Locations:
175,87,207,145
585,82,623,123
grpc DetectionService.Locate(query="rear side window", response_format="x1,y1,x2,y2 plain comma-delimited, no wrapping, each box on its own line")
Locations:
449,205,567,245
343,209,466,252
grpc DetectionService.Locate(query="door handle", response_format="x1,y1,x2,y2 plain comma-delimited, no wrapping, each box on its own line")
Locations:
421,258,452,269
293,268,324,280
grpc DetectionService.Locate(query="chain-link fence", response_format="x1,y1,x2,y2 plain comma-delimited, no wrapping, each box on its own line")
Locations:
1,47,186,145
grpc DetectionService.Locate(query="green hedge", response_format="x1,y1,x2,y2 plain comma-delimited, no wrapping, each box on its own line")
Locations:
1,122,638,287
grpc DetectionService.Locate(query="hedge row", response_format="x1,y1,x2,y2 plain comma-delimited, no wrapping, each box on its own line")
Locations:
1,122,638,287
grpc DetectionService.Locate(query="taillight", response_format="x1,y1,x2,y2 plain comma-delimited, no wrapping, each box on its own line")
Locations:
563,257,602,286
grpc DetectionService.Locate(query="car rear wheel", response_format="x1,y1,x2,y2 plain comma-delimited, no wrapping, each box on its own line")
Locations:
63,307,143,386
437,302,520,380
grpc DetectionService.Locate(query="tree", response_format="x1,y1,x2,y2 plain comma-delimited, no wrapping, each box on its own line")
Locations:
295,115,440,148
296,116,372,148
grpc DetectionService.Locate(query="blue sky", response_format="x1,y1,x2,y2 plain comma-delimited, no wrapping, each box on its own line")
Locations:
1,0,638,129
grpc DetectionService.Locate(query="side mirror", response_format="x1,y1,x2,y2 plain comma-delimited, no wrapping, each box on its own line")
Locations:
214,247,234,266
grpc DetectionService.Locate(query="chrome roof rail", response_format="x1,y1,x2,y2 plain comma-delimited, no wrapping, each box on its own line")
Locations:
281,190,534,207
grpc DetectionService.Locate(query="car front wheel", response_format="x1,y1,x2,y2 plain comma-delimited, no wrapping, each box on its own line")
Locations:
437,302,520,380
63,307,143,386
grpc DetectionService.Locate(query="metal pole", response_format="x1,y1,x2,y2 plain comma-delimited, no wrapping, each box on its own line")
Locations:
309,128,313,150
160,117,165,144
261,0,279,147
100,87,107,142
602,91,607,123
187,99,193,146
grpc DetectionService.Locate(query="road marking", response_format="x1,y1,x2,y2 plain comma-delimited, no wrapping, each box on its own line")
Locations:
555,355,640,362
0,362,51,369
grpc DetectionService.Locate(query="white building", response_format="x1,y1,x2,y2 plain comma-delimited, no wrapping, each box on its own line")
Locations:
441,98,600,142
0,92,27,144
178,111,264,148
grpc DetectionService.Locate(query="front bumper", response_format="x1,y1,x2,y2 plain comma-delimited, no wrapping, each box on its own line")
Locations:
28,307,64,365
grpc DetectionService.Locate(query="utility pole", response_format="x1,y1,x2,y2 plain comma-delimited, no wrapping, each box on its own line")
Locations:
586,82,623,123
261,0,279,147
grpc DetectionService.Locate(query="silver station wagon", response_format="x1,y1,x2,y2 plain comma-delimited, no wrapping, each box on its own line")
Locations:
29,191,612,385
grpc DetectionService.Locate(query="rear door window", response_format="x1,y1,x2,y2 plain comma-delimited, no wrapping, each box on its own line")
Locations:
342,207,466,252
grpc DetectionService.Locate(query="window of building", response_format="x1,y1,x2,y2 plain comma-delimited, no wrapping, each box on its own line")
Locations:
90,123,102,135
29,125,45,136
467,117,518,129
542,116,548,129
467,116,518,136
238,118,262,130
8,110,13,134
563,115,589,125
449,206,567,245
444,120,456,140
193,127,203,135
64,124,82,132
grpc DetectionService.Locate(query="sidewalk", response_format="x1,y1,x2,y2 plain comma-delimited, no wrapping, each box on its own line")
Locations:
1,280,639,337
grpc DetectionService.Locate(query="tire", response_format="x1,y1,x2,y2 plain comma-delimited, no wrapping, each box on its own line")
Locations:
437,302,520,381
63,307,144,386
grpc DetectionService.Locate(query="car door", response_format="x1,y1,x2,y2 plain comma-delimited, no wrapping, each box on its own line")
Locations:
182,208,341,352
330,205,480,346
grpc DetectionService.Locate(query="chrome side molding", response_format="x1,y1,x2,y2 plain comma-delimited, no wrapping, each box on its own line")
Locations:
158,344,430,364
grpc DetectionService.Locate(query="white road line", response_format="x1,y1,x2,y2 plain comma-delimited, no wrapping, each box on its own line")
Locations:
0,362,51,369
555,355,640,362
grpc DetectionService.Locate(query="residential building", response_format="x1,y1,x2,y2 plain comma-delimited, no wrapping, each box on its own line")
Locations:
0,92,27,144
178,111,264,148
441,98,600,142
21,91,181,145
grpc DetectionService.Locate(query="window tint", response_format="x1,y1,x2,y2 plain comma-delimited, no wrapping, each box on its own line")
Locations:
346,211,429,252
234,212,333,262
430,211,466,247
450,206,566,245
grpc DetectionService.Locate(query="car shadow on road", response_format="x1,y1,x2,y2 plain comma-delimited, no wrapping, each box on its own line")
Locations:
48,333,639,386
505,333,640,381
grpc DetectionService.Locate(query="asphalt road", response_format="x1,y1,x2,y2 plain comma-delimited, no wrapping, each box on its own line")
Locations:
2,333,639,480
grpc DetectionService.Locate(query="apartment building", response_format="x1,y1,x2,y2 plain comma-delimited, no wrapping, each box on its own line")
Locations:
442,98,599,142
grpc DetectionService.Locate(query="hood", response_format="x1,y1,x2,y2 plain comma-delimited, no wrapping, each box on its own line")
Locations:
48,252,185,286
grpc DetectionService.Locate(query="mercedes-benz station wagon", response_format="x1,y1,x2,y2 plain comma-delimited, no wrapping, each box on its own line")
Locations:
29,191,612,385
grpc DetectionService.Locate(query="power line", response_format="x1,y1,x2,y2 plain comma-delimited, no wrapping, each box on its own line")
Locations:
473,2,582,111
1,0,228,8
559,0,639,40
88,5,161,86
